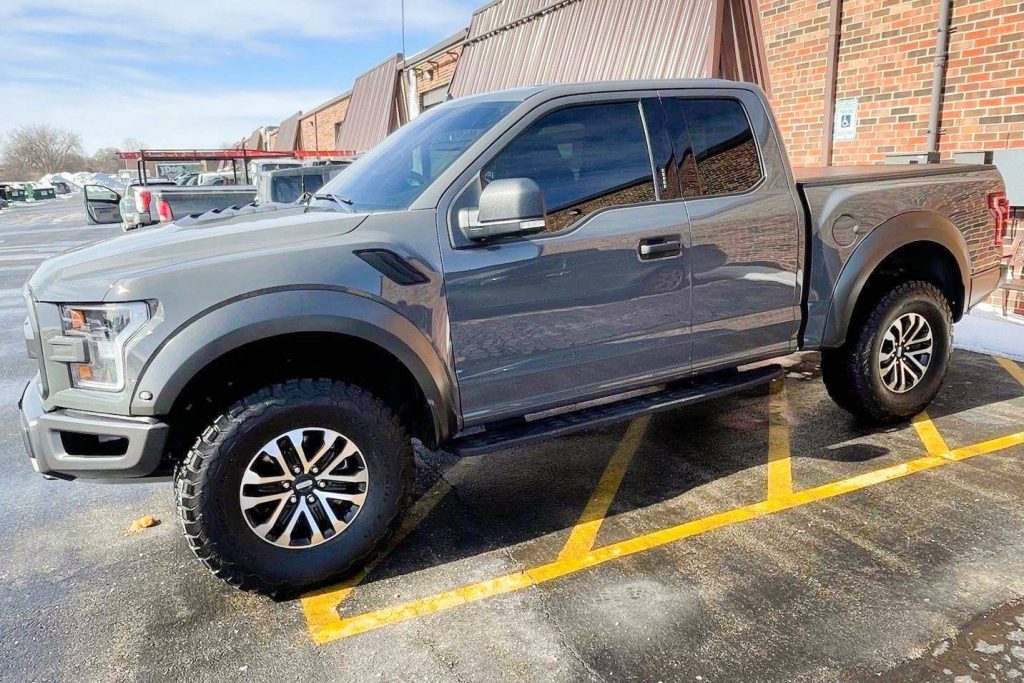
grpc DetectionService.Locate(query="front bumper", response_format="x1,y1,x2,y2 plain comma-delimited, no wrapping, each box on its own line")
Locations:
19,377,169,480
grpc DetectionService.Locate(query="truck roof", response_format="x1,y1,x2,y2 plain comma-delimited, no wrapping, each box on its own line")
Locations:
461,78,765,104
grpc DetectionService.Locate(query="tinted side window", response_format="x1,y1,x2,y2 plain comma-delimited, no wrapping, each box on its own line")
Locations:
482,102,655,234
664,98,762,197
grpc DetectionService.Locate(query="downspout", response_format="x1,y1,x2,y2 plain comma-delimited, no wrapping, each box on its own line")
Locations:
821,0,843,166
926,0,953,158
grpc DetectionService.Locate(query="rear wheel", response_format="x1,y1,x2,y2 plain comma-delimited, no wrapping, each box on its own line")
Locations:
821,280,953,423
174,379,413,594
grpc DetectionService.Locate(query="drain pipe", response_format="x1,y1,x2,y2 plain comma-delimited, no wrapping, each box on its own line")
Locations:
926,0,953,158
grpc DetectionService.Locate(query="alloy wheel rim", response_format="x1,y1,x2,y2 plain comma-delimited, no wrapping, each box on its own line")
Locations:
239,427,368,549
878,312,934,394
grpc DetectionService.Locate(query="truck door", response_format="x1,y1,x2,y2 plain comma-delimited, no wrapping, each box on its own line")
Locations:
441,95,693,425
83,185,123,225
659,89,803,372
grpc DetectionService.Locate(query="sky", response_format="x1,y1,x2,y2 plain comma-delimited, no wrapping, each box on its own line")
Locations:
0,0,481,152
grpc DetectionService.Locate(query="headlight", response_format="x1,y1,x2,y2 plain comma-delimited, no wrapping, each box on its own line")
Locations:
59,302,149,391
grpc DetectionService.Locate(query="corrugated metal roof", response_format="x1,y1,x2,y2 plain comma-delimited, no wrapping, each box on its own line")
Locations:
244,128,262,150
274,112,303,151
335,54,403,153
449,0,716,98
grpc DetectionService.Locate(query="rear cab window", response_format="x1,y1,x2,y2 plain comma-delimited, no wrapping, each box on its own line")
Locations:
661,97,763,198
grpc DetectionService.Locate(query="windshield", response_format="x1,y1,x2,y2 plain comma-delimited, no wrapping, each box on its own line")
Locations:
317,98,517,212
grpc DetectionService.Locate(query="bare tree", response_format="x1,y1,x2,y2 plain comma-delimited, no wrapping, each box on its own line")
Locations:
120,137,146,152
0,125,86,179
88,147,124,174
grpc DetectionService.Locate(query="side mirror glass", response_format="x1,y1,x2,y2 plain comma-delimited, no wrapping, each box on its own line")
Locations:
460,177,546,241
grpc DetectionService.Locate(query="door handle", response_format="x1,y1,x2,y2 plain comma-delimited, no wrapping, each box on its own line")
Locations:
638,236,682,260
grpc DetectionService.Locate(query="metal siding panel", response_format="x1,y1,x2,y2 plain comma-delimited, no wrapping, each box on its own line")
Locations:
336,54,403,153
274,112,302,152
450,0,716,98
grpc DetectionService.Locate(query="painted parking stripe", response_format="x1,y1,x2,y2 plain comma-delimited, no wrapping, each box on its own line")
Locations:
302,457,478,632
912,412,953,459
301,365,1024,644
556,416,649,562
995,355,1024,388
767,377,793,499
304,426,1024,643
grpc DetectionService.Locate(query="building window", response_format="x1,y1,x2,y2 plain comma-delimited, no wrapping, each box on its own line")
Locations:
420,86,449,111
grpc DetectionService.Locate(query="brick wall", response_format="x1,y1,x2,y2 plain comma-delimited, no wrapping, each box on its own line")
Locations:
413,46,463,100
940,0,1024,158
299,95,350,151
760,0,832,168
758,0,1024,167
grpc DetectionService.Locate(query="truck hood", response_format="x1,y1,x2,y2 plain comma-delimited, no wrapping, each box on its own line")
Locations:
28,205,369,302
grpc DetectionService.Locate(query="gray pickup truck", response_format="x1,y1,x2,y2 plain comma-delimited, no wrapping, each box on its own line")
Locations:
20,80,1009,593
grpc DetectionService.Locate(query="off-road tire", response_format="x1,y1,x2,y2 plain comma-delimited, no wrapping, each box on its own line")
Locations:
821,281,953,424
174,379,413,595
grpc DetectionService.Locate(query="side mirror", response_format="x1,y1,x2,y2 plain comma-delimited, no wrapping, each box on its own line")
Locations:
460,178,546,241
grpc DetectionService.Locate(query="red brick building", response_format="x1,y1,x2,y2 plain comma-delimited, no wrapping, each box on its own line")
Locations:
761,0,1024,168
299,92,351,152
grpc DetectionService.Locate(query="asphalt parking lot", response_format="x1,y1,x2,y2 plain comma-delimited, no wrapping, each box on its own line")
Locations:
3,199,1024,682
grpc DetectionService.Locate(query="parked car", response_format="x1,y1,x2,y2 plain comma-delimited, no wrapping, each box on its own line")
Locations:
50,180,72,195
256,162,351,204
174,173,199,186
0,197,9,210
21,80,1009,593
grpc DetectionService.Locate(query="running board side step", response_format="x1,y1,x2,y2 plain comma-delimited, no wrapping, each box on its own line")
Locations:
451,365,784,457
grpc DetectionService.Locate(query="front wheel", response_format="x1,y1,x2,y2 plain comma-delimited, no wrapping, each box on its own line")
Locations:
821,281,953,423
175,379,413,594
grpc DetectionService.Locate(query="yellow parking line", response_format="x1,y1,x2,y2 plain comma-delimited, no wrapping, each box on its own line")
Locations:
301,458,474,633
305,428,1024,644
911,412,952,459
766,377,793,499
995,355,1024,388
556,416,649,562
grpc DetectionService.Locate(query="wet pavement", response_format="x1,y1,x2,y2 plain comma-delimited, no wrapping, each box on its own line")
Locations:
2,199,1024,682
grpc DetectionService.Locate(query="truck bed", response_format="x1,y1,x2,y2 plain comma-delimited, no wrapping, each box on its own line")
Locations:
793,163,992,187
795,162,1005,349
153,185,257,223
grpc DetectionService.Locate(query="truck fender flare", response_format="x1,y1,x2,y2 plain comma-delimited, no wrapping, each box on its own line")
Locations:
131,288,458,444
820,210,971,348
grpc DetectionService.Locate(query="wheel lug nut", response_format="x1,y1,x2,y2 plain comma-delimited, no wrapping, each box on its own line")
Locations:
318,481,326,488
306,494,315,503
292,466,301,474
311,467,319,474
289,496,297,504
283,481,290,489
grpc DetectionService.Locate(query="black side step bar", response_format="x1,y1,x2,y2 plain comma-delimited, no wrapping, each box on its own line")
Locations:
451,364,784,457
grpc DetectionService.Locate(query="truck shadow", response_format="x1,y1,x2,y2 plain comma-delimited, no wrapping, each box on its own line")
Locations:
324,352,1024,599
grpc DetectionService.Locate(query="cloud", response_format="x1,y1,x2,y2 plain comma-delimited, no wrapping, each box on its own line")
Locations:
0,81,339,149
0,1,476,47
0,0,480,151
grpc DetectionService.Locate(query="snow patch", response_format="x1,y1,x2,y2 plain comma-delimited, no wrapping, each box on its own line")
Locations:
954,304,1024,362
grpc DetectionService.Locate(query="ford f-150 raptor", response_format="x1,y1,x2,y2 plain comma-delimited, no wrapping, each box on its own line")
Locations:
19,80,1010,593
